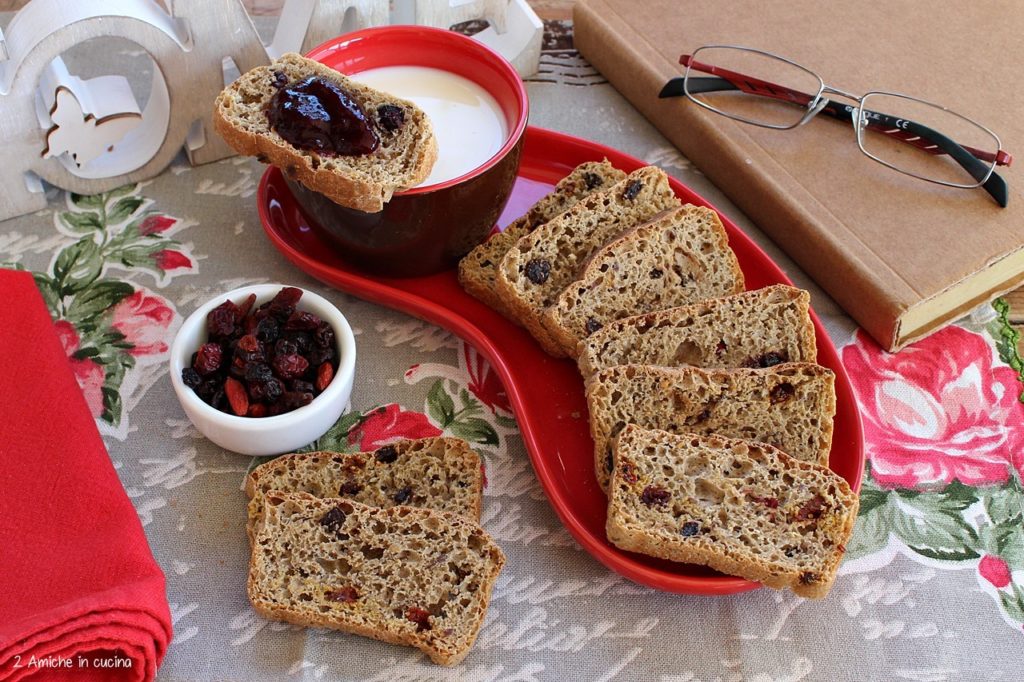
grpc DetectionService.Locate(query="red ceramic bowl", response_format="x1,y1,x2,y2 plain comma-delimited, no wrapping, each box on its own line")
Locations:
286,26,529,277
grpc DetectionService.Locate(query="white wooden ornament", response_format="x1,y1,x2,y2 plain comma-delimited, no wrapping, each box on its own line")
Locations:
0,0,542,222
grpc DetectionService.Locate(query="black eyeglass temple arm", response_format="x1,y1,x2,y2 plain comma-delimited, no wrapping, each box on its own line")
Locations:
660,77,1008,207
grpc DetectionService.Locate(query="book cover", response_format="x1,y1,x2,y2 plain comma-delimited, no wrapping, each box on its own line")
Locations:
574,0,1023,351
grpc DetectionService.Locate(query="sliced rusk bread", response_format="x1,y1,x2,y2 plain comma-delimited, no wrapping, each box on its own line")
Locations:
606,425,858,599
245,437,484,542
586,363,836,490
214,52,437,213
578,285,817,378
542,204,744,356
495,166,681,356
249,492,505,666
458,160,627,317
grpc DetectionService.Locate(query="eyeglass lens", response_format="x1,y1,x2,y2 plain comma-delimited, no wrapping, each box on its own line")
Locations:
685,47,1001,187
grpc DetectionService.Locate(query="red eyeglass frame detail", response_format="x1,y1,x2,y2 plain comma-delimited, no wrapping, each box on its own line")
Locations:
679,55,1013,167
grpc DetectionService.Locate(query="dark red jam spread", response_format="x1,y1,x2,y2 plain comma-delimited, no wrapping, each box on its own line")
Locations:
266,76,379,155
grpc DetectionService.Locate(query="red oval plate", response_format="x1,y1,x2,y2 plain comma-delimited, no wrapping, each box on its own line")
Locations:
257,126,865,595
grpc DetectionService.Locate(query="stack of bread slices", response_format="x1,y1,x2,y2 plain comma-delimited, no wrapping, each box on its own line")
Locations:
245,437,504,665
459,162,858,598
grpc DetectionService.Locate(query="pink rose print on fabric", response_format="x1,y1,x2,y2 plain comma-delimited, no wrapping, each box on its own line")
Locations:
110,291,174,356
347,404,442,451
54,320,105,418
464,344,511,414
153,249,192,271
979,555,1013,589
842,327,1024,488
138,215,176,235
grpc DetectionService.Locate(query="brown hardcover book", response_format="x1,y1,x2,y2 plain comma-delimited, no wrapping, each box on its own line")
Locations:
574,0,1023,351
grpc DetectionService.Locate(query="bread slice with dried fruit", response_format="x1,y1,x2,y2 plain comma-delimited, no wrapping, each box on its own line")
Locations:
495,166,680,356
606,425,858,599
542,204,744,356
578,285,817,378
249,492,505,665
214,52,437,213
586,363,835,490
458,160,627,317
245,437,484,542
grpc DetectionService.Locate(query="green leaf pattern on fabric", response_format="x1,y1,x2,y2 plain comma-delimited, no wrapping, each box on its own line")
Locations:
13,185,196,431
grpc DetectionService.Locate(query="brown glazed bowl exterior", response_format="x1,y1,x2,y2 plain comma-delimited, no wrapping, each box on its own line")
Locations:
289,26,530,277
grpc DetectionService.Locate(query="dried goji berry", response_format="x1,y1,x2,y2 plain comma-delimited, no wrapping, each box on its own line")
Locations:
225,377,249,416
316,362,334,392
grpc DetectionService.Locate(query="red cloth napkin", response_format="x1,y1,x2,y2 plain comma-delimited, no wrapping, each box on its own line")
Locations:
0,270,172,681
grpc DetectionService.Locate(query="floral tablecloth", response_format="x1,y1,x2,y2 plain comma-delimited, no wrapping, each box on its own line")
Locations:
2,20,1023,682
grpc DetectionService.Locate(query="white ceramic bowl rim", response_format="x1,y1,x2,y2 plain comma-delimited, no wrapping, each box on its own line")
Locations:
169,284,356,433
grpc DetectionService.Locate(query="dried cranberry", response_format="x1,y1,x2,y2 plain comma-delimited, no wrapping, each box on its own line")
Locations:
405,607,432,631
715,339,728,357
621,461,638,483
524,258,551,284
641,486,670,506
622,180,643,200
583,172,603,190
377,104,405,132
247,404,267,417
268,287,303,321
769,382,795,404
339,481,362,496
327,586,359,603
584,317,603,335
181,367,202,389
273,354,309,380
285,310,321,331
316,362,334,392
393,486,413,504
236,293,257,320
206,301,238,338
320,506,346,533
193,343,223,375
680,521,700,537
255,316,279,343
747,490,779,508
795,494,826,521
375,446,398,464
314,321,335,349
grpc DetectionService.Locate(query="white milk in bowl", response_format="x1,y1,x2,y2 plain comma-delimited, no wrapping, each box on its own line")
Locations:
351,66,509,187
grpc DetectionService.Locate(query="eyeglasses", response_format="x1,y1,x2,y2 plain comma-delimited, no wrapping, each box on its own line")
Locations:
659,45,1012,207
